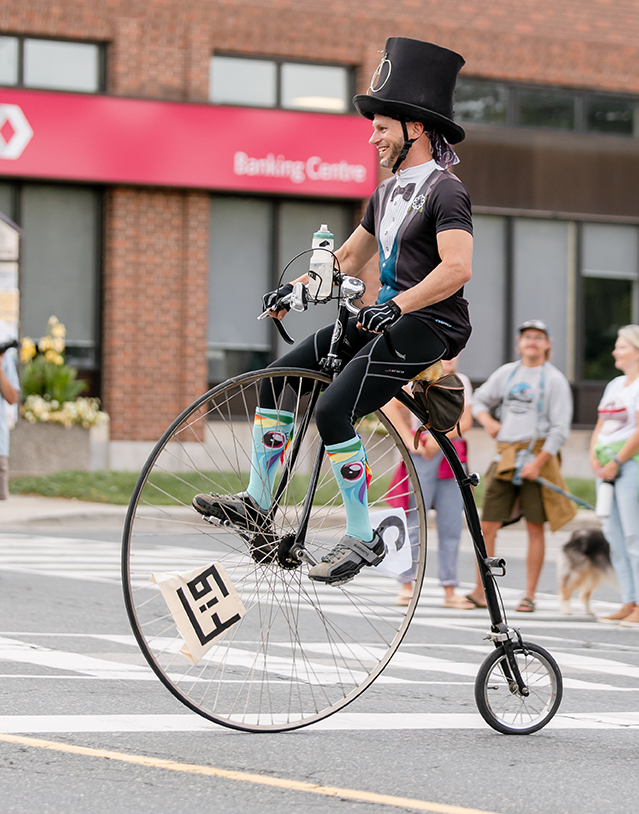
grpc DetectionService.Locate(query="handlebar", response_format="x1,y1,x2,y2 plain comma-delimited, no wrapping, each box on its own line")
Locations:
255,273,404,360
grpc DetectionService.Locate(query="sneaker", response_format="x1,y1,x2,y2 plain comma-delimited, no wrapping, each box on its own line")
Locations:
308,532,385,586
597,603,636,624
619,607,639,628
192,492,276,564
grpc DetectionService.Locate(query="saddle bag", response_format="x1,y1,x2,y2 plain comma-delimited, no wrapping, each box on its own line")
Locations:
410,373,465,448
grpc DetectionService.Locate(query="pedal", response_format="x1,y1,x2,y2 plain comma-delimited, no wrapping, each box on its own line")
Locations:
202,514,231,528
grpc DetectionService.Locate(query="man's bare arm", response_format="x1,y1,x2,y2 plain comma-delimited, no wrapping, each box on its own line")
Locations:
333,225,378,278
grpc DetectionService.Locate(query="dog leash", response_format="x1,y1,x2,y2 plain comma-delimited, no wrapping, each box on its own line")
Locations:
534,476,594,511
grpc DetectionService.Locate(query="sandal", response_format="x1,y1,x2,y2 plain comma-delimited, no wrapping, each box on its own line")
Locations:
443,595,475,610
464,593,487,609
515,597,536,613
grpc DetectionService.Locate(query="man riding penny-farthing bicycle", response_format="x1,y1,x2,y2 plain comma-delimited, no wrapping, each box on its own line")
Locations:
193,37,474,586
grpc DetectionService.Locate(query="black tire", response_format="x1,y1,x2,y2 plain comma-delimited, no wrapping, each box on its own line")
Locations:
122,367,427,732
475,641,563,734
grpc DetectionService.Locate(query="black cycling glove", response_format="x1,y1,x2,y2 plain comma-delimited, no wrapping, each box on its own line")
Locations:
262,283,294,313
358,300,402,333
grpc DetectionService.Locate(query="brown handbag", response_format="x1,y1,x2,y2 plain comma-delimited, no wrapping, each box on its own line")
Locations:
410,373,465,448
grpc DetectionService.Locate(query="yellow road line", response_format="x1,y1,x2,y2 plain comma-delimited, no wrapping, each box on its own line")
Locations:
0,731,501,814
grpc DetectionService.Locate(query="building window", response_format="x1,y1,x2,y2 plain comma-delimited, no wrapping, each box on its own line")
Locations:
0,35,103,92
454,79,509,126
512,219,573,374
209,56,276,108
581,223,639,381
586,95,638,136
0,36,18,85
209,54,352,114
455,78,639,137
281,63,348,112
208,195,354,383
517,88,575,131
458,215,507,379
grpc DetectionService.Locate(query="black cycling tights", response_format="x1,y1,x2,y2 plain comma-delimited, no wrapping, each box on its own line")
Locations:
259,315,446,447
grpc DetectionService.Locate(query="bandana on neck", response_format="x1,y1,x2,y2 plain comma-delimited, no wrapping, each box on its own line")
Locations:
424,129,459,170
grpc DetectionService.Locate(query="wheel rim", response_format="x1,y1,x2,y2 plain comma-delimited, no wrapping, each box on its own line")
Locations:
482,647,560,732
122,369,427,731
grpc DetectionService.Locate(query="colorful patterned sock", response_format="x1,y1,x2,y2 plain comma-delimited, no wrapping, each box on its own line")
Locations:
245,407,295,510
326,435,374,543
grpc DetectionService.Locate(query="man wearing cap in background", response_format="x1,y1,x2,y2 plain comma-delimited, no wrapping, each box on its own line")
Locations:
194,37,475,586
466,320,575,612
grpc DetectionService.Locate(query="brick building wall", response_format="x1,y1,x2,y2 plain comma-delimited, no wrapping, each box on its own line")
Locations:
4,2,639,101
3,0,639,440
102,188,209,441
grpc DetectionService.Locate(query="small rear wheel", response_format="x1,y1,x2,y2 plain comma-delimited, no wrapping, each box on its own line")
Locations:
475,641,563,734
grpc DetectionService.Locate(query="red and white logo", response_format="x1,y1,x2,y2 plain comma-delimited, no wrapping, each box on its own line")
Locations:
0,104,34,160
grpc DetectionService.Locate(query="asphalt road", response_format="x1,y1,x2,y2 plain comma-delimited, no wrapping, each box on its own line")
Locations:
1,516,638,814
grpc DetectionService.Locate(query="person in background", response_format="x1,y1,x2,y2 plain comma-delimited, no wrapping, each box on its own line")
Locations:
384,358,474,608
0,337,19,500
467,320,575,612
590,325,639,627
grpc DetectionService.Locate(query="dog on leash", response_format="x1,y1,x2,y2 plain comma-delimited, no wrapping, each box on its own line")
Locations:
559,529,615,615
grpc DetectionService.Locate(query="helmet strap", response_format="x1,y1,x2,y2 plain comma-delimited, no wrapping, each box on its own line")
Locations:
391,119,417,174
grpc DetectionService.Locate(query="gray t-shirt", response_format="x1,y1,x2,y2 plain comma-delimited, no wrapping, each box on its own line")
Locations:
472,361,572,456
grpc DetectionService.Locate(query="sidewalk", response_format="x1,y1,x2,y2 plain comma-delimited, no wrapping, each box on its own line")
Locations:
1,494,129,530
1,493,601,564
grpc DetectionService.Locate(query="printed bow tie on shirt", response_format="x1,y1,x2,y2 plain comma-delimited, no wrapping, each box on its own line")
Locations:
390,182,416,202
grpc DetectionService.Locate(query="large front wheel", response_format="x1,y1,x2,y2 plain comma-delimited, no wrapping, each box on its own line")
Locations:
122,368,427,732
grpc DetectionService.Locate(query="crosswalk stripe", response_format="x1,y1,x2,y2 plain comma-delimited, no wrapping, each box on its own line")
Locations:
0,712,638,733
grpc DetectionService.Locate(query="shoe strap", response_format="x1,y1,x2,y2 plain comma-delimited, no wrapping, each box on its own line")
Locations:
340,533,382,564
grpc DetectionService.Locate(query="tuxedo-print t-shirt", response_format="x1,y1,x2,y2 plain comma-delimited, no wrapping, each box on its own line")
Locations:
360,166,473,358
597,376,639,444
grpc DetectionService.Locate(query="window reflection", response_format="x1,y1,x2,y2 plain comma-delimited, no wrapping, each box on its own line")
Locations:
281,63,348,112
583,278,632,380
587,95,638,136
24,39,100,93
209,55,350,113
518,88,575,130
210,56,277,107
0,36,18,86
455,79,508,124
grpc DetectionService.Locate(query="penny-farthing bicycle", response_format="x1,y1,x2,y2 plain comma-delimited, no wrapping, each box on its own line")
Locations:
122,268,563,735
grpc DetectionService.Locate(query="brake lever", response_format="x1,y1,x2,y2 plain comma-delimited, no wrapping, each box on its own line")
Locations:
274,318,294,345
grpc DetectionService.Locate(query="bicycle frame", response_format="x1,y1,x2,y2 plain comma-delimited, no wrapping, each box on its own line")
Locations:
266,273,531,695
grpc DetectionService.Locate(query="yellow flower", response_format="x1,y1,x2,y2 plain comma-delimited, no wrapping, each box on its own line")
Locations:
39,335,53,353
44,350,64,365
51,337,65,353
20,337,37,364
50,322,67,339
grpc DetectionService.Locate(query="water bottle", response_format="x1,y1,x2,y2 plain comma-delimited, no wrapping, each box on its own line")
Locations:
307,224,334,302
595,480,615,518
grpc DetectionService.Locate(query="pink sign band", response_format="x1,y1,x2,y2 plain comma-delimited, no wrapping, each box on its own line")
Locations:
0,89,378,198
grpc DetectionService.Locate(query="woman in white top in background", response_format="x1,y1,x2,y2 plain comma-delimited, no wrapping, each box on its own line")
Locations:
590,325,639,626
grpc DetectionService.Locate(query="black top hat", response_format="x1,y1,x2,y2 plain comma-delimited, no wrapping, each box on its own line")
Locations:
353,37,465,144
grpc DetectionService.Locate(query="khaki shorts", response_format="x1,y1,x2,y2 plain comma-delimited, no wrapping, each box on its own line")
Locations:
481,461,546,525
0,456,8,501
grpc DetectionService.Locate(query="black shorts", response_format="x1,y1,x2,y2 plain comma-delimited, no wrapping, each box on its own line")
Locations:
260,315,447,446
